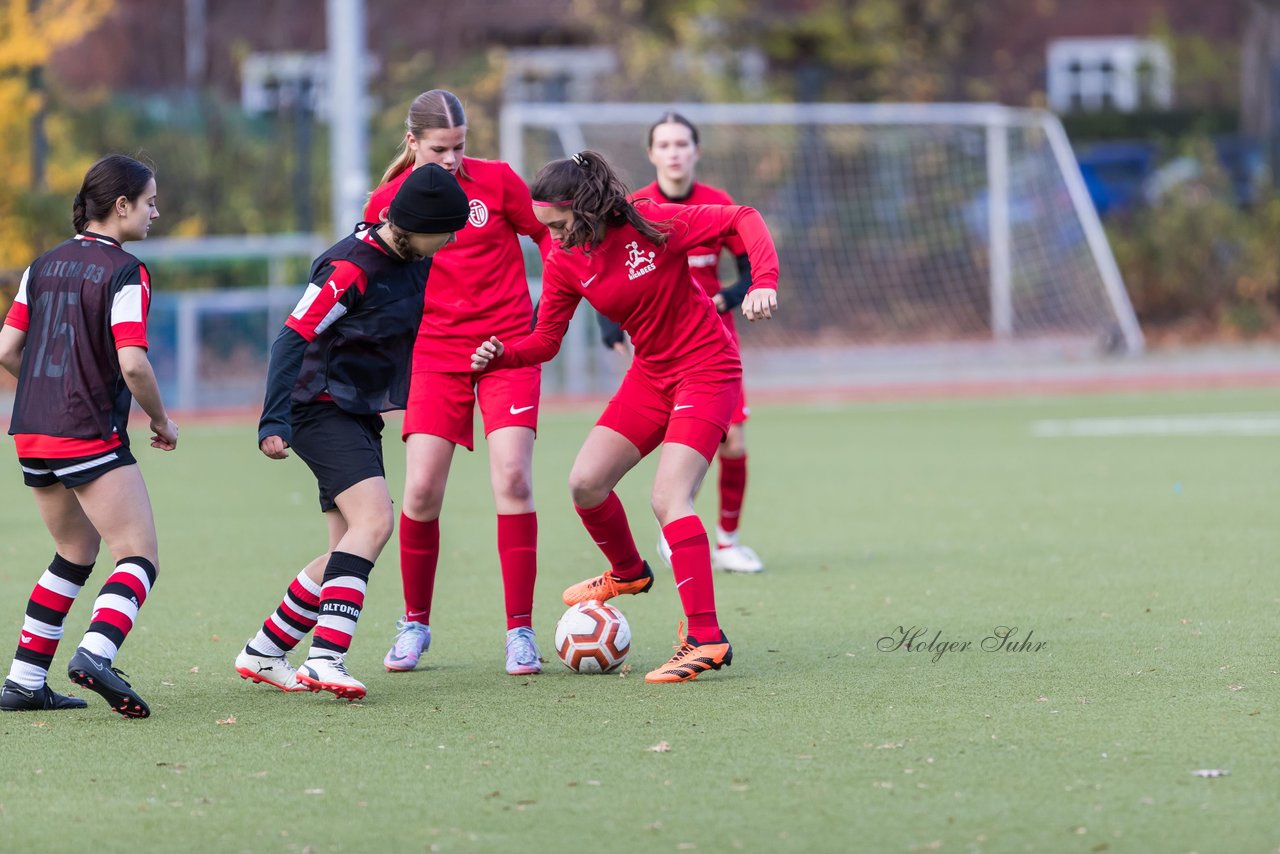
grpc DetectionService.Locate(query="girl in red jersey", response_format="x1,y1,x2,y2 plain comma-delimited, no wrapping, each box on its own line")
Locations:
234,164,469,701
471,150,779,683
610,112,765,574
364,90,552,676
0,155,177,718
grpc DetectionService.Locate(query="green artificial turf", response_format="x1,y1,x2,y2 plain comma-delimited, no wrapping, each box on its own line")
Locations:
0,388,1277,853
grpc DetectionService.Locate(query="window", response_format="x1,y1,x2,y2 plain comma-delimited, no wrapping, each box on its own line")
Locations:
1046,38,1172,113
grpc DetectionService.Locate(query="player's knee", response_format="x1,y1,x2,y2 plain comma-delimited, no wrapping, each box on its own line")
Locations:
649,486,689,523
402,478,445,519
568,471,607,509
492,461,533,504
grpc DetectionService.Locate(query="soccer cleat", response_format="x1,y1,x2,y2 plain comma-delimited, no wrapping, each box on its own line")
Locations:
67,648,150,718
562,562,655,606
296,654,366,700
1,678,88,712
505,626,542,675
235,646,306,692
383,619,431,672
655,533,673,568
711,543,765,573
644,623,733,684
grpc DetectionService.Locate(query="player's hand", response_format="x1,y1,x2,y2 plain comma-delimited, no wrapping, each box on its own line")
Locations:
742,288,778,321
712,293,728,313
472,336,504,371
611,339,633,367
150,417,179,451
260,435,290,460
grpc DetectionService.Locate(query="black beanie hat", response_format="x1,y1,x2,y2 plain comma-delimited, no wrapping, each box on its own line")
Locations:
388,163,470,234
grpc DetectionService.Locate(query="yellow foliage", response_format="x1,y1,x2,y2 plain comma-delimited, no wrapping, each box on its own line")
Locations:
0,0,112,270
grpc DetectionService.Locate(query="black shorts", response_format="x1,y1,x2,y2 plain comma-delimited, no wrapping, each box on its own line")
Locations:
289,402,386,512
20,446,138,489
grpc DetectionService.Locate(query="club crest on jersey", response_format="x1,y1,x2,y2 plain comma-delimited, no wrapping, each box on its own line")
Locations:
626,241,656,280
468,199,489,228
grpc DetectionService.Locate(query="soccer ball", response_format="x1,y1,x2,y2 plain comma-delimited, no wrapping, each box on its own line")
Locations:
554,601,631,673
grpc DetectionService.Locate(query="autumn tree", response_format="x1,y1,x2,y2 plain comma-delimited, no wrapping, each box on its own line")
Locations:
0,0,112,270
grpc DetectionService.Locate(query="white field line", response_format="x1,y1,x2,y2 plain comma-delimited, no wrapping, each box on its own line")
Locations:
1032,412,1280,437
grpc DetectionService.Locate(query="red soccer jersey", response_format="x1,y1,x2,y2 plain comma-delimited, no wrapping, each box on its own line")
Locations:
494,202,778,381
364,157,550,372
631,181,747,341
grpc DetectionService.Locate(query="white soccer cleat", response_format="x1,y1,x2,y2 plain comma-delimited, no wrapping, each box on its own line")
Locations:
711,543,765,573
655,533,673,568
235,647,306,692
296,654,367,700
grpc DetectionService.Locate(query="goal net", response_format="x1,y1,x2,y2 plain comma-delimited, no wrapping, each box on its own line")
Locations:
501,102,1143,395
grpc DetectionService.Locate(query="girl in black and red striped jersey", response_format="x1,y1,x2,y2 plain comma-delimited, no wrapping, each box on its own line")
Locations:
233,164,469,702
471,151,780,683
0,155,177,718
601,112,765,574
364,90,552,677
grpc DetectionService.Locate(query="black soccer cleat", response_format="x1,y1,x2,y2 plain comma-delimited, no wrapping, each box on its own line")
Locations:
0,678,89,712
67,648,151,718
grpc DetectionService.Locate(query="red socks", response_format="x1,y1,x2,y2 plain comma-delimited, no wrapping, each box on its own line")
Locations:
662,515,721,640
497,512,538,630
718,454,747,537
399,513,440,625
574,492,645,580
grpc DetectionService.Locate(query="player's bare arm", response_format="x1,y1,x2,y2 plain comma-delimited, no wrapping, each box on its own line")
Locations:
0,325,26,378
119,345,178,451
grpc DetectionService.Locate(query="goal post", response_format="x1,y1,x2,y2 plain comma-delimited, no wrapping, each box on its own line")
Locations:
501,101,1144,395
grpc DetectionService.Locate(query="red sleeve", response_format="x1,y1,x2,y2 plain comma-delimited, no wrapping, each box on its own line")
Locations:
491,261,580,369
110,262,151,349
3,266,32,332
719,191,747,256
501,162,553,260
284,260,370,342
664,204,779,292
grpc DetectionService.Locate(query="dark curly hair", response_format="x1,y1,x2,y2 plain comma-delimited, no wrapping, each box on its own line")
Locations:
530,150,667,250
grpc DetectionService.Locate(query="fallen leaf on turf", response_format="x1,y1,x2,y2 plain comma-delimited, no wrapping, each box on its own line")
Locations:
210,635,220,642
31,721,47,728
648,741,671,753
1191,769,1229,777
1229,684,1245,692
189,667,199,674
304,788,324,794
618,664,632,677
216,715,236,725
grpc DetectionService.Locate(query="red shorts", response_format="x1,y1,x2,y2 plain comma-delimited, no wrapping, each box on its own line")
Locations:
402,366,541,451
597,365,742,462
731,382,749,425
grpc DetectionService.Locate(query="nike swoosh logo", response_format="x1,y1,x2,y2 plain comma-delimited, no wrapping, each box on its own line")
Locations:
580,274,598,288
674,404,694,411
509,404,535,415
593,540,608,545
19,634,32,644
676,578,692,589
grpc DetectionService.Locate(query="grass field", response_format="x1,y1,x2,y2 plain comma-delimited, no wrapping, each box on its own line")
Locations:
1,387,1278,853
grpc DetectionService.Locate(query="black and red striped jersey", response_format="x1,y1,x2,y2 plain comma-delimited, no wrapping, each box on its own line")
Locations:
5,231,151,451
258,227,433,445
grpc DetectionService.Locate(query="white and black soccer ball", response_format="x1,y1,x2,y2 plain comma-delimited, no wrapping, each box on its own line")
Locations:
554,601,631,674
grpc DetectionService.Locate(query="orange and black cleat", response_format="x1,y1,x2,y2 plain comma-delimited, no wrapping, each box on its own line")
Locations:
644,623,733,683
562,561,654,606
